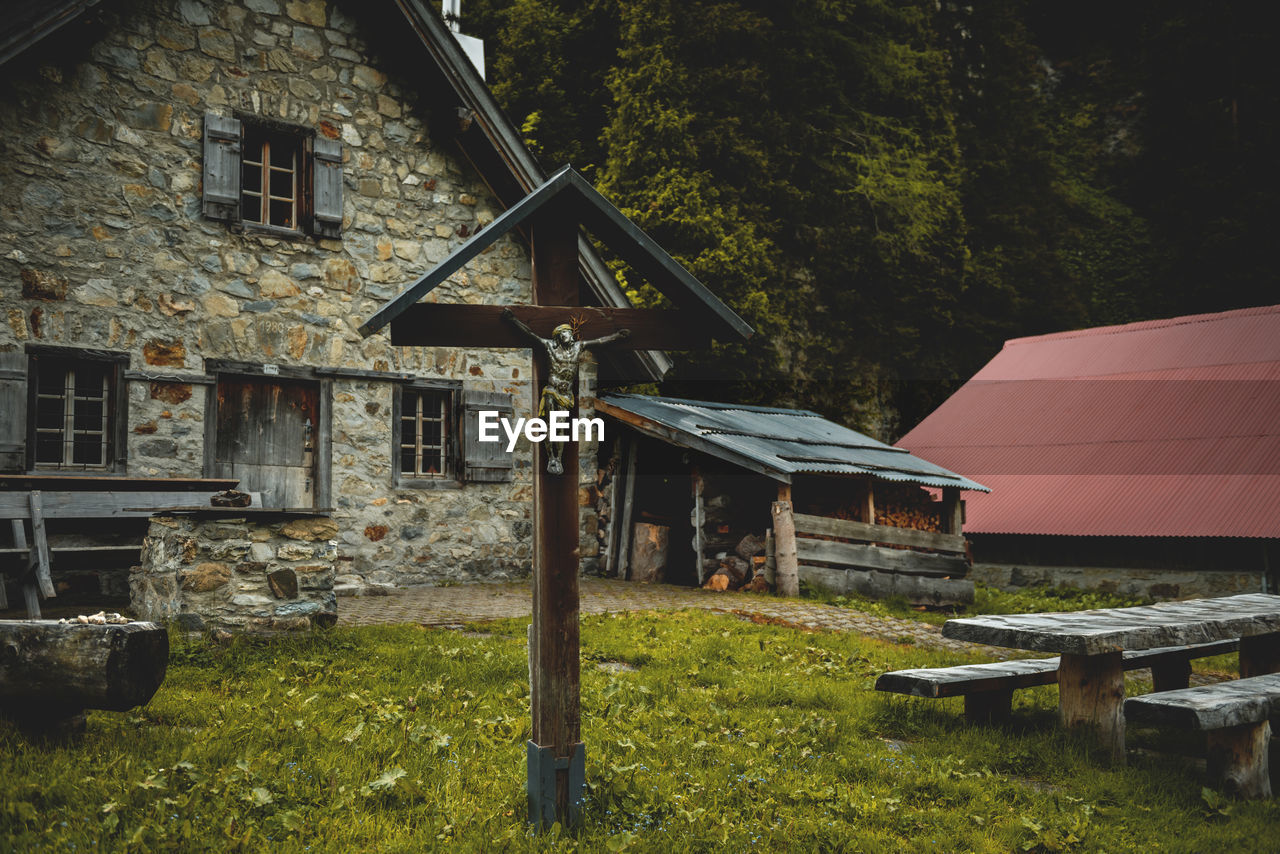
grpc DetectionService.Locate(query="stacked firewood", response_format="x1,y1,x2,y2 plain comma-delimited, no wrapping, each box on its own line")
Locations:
800,483,941,532
874,484,942,532
595,459,616,573
874,504,942,533
702,533,770,593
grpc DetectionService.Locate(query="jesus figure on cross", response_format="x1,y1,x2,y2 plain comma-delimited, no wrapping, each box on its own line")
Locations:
502,307,630,474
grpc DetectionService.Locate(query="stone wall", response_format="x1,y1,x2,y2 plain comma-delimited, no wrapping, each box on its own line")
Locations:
0,0,602,592
968,534,1272,600
970,563,1264,601
132,513,338,632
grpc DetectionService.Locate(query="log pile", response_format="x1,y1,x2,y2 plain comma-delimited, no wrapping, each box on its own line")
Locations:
702,533,771,594
595,460,615,571
874,504,942,533
801,483,942,532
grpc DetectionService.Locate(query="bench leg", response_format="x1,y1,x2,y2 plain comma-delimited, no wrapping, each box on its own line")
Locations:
965,690,1013,724
1151,659,1192,692
1059,651,1125,764
1240,633,1280,678
1206,720,1271,799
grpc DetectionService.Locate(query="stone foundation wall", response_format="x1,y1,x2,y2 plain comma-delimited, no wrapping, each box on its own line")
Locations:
970,562,1265,601
132,513,337,632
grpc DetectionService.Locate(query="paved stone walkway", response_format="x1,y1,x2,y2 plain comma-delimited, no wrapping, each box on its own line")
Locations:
339,578,1010,657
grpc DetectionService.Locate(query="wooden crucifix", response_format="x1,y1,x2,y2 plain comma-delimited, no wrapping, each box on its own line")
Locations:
359,166,751,829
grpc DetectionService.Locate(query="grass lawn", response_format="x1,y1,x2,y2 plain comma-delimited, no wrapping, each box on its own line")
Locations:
2,609,1275,852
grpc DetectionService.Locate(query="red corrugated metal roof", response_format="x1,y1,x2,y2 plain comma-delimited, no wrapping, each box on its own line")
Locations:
898,304,1280,538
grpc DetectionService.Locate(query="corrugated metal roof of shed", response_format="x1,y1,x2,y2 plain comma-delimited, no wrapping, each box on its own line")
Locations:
598,393,989,492
898,303,1280,538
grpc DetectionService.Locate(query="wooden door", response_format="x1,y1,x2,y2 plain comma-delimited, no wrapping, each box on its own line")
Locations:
214,377,318,508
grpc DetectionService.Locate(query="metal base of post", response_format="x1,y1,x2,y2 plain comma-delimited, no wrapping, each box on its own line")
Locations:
527,740,585,829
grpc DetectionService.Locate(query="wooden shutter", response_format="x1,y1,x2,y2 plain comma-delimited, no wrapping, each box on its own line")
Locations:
0,352,27,472
203,112,242,221
312,136,343,238
461,389,514,483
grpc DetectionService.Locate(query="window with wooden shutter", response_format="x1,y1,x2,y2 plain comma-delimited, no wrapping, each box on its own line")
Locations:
202,112,242,222
392,380,461,489
202,112,343,238
24,349,128,473
312,137,343,238
461,389,515,483
0,352,28,473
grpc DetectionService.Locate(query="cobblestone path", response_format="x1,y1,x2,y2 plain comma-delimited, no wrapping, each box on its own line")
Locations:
339,578,1012,658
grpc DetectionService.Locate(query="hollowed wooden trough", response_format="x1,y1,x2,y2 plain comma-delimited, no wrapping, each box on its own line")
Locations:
0,620,168,738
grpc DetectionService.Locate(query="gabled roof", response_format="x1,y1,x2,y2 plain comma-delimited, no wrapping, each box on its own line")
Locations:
359,165,753,342
898,304,1280,538
598,393,989,490
0,0,670,382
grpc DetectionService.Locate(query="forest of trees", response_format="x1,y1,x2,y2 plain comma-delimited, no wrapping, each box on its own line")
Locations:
461,0,1278,439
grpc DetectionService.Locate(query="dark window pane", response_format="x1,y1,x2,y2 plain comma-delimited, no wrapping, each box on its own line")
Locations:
242,163,262,194
35,434,63,464
37,367,65,396
400,448,416,476
269,198,293,228
242,196,261,223
35,396,64,430
74,367,107,398
270,142,295,169
270,168,293,199
73,434,104,466
74,402,104,431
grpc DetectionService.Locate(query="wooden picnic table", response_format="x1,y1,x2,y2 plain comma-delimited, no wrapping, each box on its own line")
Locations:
941,593,1280,761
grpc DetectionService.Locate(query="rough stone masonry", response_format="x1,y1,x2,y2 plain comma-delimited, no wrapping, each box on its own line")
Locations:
0,0,602,600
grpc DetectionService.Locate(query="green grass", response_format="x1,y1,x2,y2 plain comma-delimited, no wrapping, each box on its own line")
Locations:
811,582,1153,628
2,611,1275,852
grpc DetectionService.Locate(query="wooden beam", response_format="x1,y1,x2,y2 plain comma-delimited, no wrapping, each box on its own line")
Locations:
615,440,638,581
0,491,244,520
792,513,966,555
691,466,705,585
773,485,799,598
794,538,969,577
389,304,714,350
528,197,584,829
10,520,39,618
859,478,875,525
29,491,54,599
941,487,963,535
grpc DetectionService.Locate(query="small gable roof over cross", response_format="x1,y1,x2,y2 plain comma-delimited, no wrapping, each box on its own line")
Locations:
358,165,753,347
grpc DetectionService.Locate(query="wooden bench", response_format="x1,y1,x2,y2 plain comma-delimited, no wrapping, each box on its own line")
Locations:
0,479,241,617
876,639,1240,723
1124,673,1280,798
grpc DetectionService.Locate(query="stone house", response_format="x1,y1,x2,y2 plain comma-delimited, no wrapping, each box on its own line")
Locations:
0,0,664,608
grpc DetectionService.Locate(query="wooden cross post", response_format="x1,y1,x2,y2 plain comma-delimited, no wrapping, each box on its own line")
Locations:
526,198,586,828
357,165,752,832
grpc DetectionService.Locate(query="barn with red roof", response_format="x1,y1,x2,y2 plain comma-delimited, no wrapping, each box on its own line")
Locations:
898,304,1280,598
